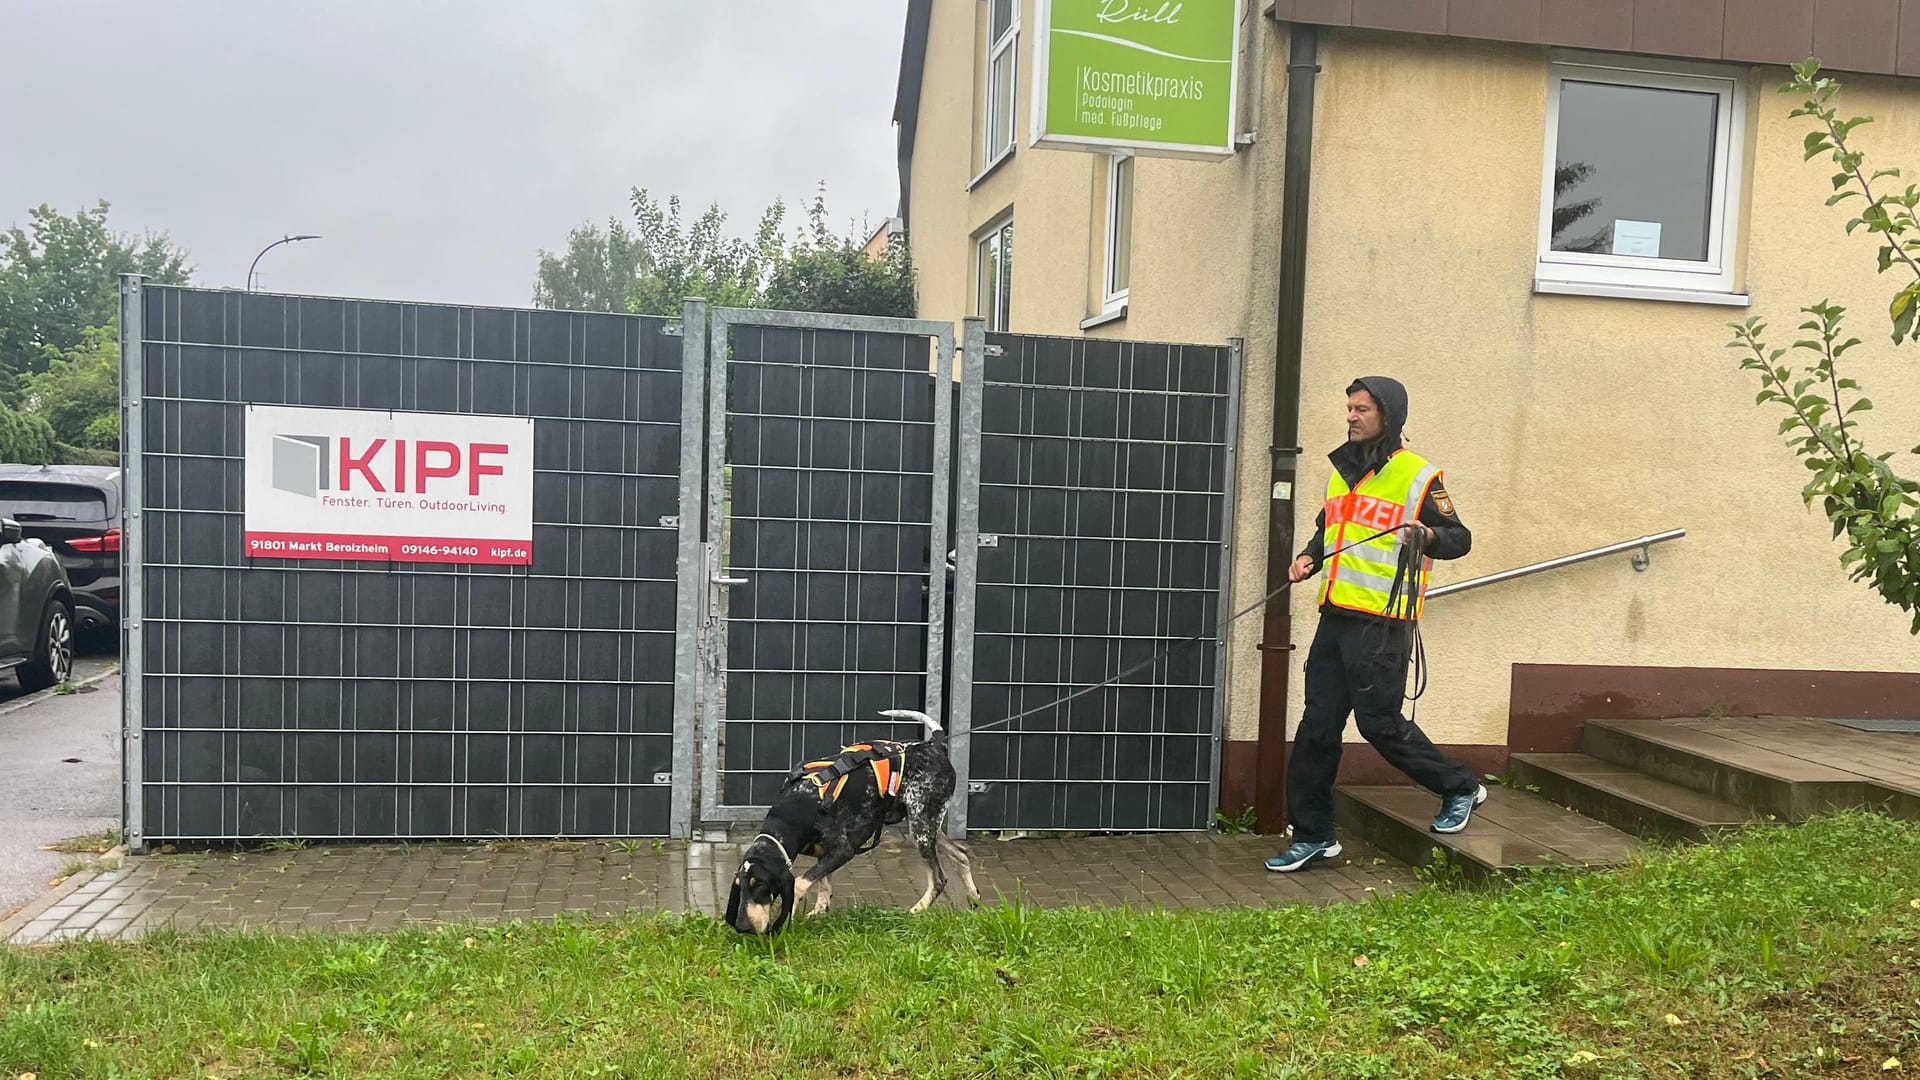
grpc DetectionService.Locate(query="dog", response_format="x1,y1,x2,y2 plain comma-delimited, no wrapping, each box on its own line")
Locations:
724,709,980,934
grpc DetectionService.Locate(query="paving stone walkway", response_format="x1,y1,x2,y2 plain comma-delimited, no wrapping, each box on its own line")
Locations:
5,830,1413,944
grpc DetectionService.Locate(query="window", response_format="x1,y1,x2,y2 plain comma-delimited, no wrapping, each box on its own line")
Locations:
1536,58,1746,303
1104,153,1135,311
984,0,1018,167
977,217,1013,331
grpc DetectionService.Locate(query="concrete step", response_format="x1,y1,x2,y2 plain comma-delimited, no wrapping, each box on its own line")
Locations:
1582,718,1876,821
1510,752,1767,843
1332,784,1642,883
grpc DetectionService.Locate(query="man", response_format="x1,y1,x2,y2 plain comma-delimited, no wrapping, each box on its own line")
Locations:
1266,376,1486,873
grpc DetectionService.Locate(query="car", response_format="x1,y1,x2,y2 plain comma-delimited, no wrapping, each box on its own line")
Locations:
0,514,74,691
0,464,120,642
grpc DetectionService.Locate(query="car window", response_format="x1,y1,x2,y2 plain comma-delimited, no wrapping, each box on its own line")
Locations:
0,481,109,521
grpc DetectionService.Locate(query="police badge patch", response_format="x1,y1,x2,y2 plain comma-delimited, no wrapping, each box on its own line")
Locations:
1432,486,1456,517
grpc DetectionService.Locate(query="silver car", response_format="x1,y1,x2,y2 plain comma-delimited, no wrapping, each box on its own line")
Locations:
0,516,75,692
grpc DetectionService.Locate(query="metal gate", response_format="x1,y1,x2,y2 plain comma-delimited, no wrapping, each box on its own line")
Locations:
949,330,1240,832
121,282,703,848
694,306,954,827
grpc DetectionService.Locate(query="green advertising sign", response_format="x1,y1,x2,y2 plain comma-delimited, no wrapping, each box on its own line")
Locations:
1032,0,1242,158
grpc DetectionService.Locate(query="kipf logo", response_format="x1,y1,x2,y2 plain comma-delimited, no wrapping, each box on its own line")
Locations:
271,434,331,498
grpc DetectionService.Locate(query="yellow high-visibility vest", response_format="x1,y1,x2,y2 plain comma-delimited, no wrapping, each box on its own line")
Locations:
1316,449,1442,620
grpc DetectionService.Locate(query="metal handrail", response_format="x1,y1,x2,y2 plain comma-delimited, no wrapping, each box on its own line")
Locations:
1426,529,1687,600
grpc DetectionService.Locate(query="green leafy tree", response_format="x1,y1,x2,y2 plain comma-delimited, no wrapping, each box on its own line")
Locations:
0,201,190,399
534,188,786,316
1730,59,1920,632
534,185,915,318
529,216,644,313
26,322,120,455
763,189,916,318
0,406,57,465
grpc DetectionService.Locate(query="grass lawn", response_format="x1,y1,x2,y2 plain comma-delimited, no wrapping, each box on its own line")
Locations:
4,813,1919,1079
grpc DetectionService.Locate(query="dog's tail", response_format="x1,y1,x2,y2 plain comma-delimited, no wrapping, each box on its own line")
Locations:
880,709,943,740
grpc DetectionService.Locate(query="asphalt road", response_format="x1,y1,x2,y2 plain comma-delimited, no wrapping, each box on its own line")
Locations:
0,650,121,921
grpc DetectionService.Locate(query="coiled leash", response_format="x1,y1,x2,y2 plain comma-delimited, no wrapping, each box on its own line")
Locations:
948,523,1427,741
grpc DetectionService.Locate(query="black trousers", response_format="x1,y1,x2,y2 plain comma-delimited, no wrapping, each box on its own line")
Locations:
1284,611,1477,844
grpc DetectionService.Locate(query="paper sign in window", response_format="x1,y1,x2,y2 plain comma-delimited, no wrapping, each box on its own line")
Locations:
1612,219,1663,258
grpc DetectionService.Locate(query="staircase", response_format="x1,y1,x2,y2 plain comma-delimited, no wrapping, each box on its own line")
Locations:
1334,715,1920,881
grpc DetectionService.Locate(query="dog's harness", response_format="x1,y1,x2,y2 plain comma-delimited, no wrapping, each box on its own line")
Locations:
789,740,909,807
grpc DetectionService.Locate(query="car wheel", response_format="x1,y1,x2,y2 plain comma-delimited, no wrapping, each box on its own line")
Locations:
18,598,74,693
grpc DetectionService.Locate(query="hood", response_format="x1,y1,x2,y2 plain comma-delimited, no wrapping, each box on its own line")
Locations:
1330,376,1410,482
1350,376,1408,441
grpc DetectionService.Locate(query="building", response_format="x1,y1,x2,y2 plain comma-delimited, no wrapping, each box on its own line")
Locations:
894,0,1920,829
862,216,905,260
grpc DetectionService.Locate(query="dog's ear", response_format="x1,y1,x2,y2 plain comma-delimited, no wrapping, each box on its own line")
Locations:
724,865,743,932
769,868,796,935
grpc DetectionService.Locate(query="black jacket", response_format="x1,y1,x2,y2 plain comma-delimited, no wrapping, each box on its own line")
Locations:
1297,376,1471,596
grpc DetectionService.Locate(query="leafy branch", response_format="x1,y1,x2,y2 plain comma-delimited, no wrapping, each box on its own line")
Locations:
1791,59,1920,339
1734,59,1920,633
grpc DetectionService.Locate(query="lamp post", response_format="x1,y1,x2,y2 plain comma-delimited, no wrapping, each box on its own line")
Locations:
247,234,321,291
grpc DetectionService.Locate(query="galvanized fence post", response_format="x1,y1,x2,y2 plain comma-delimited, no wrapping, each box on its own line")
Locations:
1210,338,1245,825
946,317,987,838
670,298,709,839
924,324,956,736
118,273,148,854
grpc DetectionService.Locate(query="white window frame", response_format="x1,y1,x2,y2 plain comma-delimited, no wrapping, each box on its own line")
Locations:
1103,152,1134,314
983,0,1019,170
1535,55,1748,305
976,215,1014,332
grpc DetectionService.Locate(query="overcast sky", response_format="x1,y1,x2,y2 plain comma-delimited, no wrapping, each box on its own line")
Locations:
0,1,905,306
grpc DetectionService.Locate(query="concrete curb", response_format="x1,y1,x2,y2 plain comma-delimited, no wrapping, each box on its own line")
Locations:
0,662,120,722
0,844,129,945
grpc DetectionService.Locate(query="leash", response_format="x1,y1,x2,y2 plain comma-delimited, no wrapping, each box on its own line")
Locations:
947,523,1425,741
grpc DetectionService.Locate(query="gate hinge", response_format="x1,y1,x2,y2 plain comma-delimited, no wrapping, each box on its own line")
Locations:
660,322,684,337
978,534,1000,548
967,781,990,794
659,515,680,528
983,344,1005,357
653,772,673,785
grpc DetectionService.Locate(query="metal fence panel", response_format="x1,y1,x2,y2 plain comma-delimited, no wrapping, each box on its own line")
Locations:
700,309,953,821
124,282,695,845
955,333,1240,832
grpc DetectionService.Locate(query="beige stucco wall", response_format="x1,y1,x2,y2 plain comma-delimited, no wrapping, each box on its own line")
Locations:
1288,30,1920,748
907,1,1289,748
905,8,1920,758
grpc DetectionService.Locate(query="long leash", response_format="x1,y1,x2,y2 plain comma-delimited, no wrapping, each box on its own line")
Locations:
947,522,1424,741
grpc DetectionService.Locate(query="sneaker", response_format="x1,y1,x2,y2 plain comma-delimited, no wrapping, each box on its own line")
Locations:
1265,840,1343,872
1431,784,1489,834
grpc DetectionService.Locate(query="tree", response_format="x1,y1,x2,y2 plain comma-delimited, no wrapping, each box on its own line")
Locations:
1730,59,1920,632
533,184,915,318
534,188,786,316
25,322,120,457
530,217,643,313
0,407,57,465
763,189,916,318
0,201,191,400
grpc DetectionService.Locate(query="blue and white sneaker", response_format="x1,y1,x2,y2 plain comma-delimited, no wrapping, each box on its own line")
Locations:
1265,840,1343,872
1431,785,1488,834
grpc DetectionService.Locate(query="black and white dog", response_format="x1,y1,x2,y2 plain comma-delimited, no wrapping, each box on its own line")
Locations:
724,709,980,935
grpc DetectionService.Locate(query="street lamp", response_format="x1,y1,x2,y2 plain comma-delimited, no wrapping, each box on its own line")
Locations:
247,234,322,291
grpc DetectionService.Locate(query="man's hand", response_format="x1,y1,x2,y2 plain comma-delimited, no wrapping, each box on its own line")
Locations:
1410,522,1435,542
1289,555,1315,583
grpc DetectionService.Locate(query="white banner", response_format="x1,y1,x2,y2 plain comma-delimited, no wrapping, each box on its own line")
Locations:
243,405,535,565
